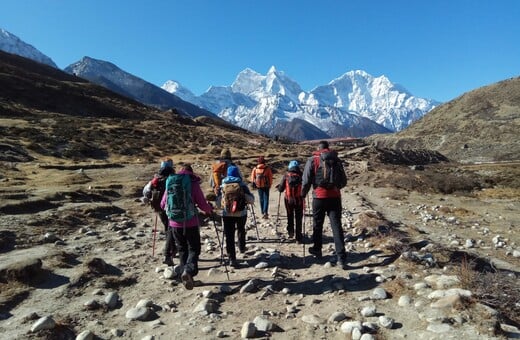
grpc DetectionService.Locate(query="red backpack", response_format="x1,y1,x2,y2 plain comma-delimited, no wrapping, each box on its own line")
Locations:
284,172,302,205
254,166,269,188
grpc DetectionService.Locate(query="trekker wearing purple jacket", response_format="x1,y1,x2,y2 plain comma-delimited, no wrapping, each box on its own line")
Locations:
160,164,213,290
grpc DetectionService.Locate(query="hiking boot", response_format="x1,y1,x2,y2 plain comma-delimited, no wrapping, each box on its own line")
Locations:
337,261,348,270
308,247,322,258
230,259,239,268
288,231,294,239
162,256,174,266
181,271,194,290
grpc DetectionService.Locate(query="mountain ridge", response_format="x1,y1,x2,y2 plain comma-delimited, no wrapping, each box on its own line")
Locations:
64,56,218,119
164,67,437,140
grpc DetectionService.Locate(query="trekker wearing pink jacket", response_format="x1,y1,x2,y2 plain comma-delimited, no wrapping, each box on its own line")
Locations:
160,164,213,290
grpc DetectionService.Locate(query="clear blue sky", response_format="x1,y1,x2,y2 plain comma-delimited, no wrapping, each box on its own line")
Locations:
1,0,519,102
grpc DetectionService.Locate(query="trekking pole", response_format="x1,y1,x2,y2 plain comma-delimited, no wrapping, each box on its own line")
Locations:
248,204,260,240
211,215,230,280
302,199,306,264
152,213,158,257
275,192,281,235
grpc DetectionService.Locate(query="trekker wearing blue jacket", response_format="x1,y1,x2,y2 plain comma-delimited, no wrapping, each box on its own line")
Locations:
219,165,254,268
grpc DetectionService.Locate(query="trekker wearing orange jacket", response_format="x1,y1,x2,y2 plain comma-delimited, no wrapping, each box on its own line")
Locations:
250,156,273,219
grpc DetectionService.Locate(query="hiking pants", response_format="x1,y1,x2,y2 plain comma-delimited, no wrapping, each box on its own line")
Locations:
257,188,270,215
172,227,201,277
284,199,303,240
159,211,176,257
312,197,346,262
222,215,247,261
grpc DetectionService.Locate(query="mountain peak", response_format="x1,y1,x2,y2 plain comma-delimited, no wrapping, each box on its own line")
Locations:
0,27,58,68
268,65,277,74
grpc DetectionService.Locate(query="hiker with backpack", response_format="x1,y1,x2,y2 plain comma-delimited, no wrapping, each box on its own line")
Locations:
275,160,304,243
142,159,177,266
250,156,273,219
301,141,349,269
160,164,213,290
210,148,243,196
220,165,254,268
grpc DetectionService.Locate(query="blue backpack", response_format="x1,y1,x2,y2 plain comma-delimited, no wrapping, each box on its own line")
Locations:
165,174,195,222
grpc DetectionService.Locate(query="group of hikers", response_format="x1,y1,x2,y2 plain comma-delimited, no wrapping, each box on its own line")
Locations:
142,141,348,290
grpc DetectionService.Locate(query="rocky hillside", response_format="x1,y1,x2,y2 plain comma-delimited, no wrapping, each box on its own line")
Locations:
0,50,283,165
369,76,520,163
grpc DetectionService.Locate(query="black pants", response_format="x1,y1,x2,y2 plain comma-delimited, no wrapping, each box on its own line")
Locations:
284,199,303,240
159,211,176,257
222,215,247,261
312,197,346,262
172,227,201,277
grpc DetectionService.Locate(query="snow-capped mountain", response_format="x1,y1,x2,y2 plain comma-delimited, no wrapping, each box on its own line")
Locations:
163,67,437,140
301,70,437,131
65,57,217,118
0,28,57,68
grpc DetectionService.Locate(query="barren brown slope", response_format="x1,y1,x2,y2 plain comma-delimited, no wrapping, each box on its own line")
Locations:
0,50,287,165
369,76,520,163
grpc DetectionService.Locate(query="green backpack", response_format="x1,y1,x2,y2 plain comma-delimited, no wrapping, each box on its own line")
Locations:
165,174,195,222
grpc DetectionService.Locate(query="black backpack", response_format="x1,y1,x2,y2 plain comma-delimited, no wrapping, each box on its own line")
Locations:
313,151,347,189
150,177,167,212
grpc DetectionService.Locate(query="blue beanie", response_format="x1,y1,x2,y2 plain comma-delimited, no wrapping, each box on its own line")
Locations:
288,160,299,170
160,159,173,169
227,165,240,177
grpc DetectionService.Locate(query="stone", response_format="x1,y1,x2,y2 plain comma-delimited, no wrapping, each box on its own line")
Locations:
136,299,153,309
125,307,150,321
301,314,325,325
76,330,95,340
241,321,256,338
340,320,362,334
163,267,176,279
253,316,282,332
378,316,394,329
105,292,119,309
398,295,412,306
328,311,347,323
360,334,375,340
30,316,56,332
240,279,259,293
427,323,452,333
255,261,269,269
193,298,219,314
361,305,377,317
371,287,387,300
430,294,461,308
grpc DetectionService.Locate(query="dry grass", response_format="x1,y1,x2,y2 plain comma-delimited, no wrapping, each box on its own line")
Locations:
475,187,520,199
457,255,520,326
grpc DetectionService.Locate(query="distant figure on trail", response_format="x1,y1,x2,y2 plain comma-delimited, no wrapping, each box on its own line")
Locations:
219,165,254,268
160,164,213,290
210,148,243,197
250,156,273,219
301,141,348,269
276,160,304,243
142,158,177,266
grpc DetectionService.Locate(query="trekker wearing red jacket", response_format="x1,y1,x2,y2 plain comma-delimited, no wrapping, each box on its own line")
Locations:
301,141,348,269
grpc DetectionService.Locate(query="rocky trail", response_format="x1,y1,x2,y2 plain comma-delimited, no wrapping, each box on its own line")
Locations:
1,158,519,340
